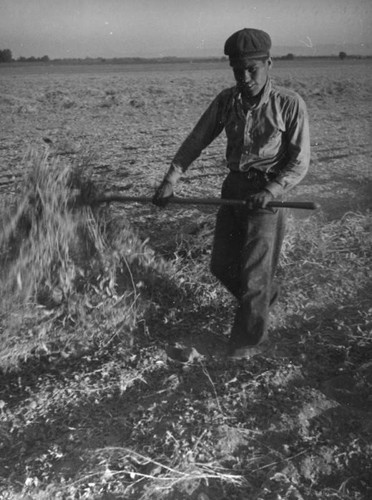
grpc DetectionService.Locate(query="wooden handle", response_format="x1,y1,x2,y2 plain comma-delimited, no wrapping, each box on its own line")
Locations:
267,201,319,210
93,194,318,210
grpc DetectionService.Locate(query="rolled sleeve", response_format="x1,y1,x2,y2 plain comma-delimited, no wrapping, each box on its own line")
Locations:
171,91,227,172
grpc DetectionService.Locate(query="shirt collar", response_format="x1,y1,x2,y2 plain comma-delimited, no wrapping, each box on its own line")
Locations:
234,77,271,111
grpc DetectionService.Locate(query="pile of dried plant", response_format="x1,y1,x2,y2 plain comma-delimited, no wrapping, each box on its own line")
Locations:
0,149,169,371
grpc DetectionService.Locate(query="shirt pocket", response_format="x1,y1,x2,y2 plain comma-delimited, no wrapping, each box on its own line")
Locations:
255,126,282,158
225,115,244,142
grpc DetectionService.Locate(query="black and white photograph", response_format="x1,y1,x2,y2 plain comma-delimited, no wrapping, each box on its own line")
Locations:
0,1,371,498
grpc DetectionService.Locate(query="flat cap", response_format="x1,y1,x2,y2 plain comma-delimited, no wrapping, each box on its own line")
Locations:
224,28,271,65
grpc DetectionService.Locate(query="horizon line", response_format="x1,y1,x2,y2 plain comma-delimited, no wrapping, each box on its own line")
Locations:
5,53,371,63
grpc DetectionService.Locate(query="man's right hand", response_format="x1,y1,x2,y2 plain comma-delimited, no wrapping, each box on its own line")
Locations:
152,179,174,207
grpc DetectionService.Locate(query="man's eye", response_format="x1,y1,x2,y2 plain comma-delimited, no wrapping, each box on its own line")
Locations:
234,67,257,80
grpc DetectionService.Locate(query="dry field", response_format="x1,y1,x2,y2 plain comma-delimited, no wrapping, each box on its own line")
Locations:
1,59,371,213
0,58,371,500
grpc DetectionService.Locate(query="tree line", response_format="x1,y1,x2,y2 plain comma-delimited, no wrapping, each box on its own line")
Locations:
0,49,50,63
0,48,362,64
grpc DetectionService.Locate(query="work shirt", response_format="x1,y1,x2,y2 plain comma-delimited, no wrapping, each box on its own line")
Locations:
166,78,310,197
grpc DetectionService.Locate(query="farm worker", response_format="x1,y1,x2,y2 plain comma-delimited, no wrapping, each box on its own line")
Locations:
152,28,310,359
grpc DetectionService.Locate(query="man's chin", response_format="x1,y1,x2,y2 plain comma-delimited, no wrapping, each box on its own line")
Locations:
242,88,258,98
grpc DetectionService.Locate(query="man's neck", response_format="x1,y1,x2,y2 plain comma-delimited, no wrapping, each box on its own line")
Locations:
241,93,260,110
239,77,270,112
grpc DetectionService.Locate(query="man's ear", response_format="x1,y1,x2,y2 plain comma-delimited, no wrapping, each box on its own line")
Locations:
267,57,273,68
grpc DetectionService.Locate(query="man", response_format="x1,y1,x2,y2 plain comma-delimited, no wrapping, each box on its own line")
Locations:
153,28,310,359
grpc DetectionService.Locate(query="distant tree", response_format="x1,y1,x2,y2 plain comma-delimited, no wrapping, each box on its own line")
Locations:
339,51,347,60
17,55,51,63
0,49,13,62
282,53,295,60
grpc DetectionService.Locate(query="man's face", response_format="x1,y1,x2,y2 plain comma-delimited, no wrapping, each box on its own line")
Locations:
232,58,271,98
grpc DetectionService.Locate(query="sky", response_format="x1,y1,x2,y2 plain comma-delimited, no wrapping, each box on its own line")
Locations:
0,0,371,59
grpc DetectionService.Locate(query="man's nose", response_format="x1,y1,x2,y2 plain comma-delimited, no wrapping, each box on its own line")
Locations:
242,70,252,83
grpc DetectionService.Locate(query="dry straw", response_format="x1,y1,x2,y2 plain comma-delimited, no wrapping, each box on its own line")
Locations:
0,149,166,370
0,149,99,304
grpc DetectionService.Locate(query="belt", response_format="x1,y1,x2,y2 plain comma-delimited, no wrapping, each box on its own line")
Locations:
229,168,269,181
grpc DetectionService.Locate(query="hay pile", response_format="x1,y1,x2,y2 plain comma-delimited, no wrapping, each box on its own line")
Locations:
0,149,96,304
0,149,166,370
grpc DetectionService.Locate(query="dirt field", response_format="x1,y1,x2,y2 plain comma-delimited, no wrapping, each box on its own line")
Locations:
0,58,371,499
1,59,371,216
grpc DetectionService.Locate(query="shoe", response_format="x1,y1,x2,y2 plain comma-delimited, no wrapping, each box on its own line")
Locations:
228,345,263,360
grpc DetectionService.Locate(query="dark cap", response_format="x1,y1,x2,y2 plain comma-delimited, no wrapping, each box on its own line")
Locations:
224,28,271,65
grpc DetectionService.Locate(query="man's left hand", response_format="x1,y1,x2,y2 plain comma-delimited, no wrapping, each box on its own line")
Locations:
246,190,274,210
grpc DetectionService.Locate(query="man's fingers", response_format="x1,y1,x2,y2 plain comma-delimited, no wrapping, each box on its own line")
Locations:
152,180,175,207
246,191,273,209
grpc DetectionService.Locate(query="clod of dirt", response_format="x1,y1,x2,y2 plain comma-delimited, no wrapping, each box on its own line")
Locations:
166,345,204,364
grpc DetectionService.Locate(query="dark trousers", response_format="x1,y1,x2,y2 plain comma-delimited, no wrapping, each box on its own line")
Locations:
210,171,287,348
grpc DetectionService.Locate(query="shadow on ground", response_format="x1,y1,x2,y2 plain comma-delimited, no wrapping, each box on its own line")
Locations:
1,272,371,499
